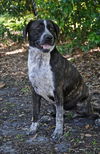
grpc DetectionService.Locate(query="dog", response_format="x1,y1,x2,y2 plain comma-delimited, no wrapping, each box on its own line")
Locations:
23,19,93,139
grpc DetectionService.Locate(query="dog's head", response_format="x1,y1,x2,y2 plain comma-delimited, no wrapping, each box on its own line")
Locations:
23,20,59,52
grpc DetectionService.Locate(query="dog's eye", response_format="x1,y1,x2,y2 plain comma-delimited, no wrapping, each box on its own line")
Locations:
49,27,53,31
32,28,41,33
47,25,53,32
32,28,40,30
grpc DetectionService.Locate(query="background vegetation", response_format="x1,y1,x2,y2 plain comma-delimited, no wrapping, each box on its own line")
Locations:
0,0,100,53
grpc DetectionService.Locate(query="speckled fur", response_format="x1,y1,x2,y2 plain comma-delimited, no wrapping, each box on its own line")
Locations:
28,46,55,102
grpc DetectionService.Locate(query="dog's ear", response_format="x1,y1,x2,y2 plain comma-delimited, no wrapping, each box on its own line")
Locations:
23,20,34,40
51,21,60,38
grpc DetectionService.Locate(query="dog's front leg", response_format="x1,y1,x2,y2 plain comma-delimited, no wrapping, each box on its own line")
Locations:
29,88,41,135
52,92,64,140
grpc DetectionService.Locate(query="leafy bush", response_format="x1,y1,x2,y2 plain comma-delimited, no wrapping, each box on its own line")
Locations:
37,0,100,51
0,0,99,52
0,14,33,42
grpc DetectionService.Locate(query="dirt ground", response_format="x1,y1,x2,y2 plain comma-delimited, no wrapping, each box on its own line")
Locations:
0,43,100,154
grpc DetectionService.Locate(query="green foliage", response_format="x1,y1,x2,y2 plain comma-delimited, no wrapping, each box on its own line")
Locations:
0,14,33,42
0,14,10,38
21,86,30,94
37,0,100,51
0,0,99,52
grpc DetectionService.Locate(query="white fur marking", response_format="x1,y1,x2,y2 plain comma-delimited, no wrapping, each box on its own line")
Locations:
52,105,64,138
40,20,55,52
28,46,55,102
43,20,53,39
30,122,38,133
56,105,63,130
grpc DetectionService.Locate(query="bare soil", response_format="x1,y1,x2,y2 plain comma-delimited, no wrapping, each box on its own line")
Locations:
0,43,100,154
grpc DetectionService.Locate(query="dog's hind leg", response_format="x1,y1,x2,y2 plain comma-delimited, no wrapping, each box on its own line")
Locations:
76,95,94,117
77,92,100,118
29,88,41,135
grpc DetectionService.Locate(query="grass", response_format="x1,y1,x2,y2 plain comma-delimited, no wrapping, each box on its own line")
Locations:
65,112,74,120
20,86,30,94
15,134,25,142
91,139,97,146
64,130,71,137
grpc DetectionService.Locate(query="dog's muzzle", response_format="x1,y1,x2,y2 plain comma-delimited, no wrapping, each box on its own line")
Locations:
43,34,54,45
35,34,55,52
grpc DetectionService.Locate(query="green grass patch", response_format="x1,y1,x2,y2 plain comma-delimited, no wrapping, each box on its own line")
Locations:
20,86,30,94
64,130,71,137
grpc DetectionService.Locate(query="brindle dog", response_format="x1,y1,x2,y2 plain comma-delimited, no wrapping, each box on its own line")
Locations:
24,20,96,139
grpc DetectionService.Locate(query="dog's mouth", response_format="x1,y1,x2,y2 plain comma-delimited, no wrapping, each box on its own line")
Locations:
40,44,52,50
35,41,54,52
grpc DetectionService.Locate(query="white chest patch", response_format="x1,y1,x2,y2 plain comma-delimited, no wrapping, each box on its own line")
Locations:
28,46,55,102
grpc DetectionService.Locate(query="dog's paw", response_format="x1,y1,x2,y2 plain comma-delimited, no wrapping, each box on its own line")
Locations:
51,129,63,141
27,122,39,135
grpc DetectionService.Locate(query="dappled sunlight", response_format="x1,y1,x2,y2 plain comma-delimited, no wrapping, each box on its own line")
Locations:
0,42,28,57
0,41,17,49
90,47,100,53
5,48,25,55
67,54,82,61
64,47,100,61
11,71,26,78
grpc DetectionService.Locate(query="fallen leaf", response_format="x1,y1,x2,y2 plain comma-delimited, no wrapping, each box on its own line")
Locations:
32,133,38,140
85,124,90,129
85,134,92,137
0,97,3,101
0,82,5,88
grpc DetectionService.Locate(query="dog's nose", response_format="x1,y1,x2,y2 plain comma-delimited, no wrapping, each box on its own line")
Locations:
44,35,53,41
